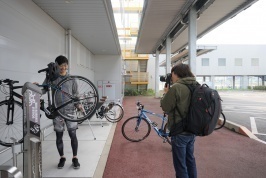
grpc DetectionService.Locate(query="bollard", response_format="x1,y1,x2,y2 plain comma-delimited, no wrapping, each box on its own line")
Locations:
22,82,42,178
0,166,23,178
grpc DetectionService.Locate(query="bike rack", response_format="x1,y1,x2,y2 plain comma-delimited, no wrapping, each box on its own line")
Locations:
0,166,23,178
22,82,42,178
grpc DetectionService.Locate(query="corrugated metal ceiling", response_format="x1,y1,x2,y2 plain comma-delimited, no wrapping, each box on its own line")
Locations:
32,0,120,55
136,0,258,54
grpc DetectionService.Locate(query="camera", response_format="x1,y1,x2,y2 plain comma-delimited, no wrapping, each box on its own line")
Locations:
160,73,172,88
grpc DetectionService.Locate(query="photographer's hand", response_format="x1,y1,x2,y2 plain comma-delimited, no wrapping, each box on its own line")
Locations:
164,84,169,94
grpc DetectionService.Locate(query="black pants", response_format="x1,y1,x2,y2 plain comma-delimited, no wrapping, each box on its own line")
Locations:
56,130,78,157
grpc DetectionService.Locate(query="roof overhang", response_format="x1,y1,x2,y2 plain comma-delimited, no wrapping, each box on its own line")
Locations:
33,0,120,55
159,45,217,67
135,0,258,54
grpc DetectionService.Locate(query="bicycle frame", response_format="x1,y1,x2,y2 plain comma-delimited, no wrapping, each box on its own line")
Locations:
0,80,23,124
38,83,75,113
138,107,168,138
38,82,95,116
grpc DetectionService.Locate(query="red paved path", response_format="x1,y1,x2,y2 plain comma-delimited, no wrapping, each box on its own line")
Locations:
103,96,266,178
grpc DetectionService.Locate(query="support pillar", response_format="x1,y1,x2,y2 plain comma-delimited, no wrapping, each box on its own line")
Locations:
233,76,235,89
188,5,197,75
210,75,215,89
241,75,249,89
155,50,160,98
67,29,72,74
166,37,171,74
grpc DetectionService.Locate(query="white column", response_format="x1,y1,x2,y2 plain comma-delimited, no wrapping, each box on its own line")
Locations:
155,50,160,98
166,37,171,74
242,75,249,89
188,6,197,76
67,29,72,74
210,75,215,89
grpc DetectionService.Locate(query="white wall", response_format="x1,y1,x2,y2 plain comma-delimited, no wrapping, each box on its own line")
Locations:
94,55,122,101
0,0,96,160
70,36,95,81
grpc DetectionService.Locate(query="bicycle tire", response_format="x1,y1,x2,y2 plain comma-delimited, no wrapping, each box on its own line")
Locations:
163,123,171,145
215,112,226,130
0,100,24,147
105,104,124,123
53,76,99,122
122,116,151,142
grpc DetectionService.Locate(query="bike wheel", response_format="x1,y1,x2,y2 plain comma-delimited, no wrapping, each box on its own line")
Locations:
0,100,24,147
105,104,124,123
163,123,171,145
215,112,226,130
122,116,151,142
53,76,99,122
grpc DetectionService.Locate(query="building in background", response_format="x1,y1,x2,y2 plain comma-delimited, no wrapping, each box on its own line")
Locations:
112,0,149,92
155,44,266,90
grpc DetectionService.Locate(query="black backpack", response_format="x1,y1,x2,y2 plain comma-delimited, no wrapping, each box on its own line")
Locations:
170,83,222,136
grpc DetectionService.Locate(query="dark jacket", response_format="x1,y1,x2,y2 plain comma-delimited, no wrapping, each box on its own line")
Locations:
160,77,197,130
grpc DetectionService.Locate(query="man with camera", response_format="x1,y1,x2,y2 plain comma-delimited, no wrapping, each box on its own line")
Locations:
160,63,197,178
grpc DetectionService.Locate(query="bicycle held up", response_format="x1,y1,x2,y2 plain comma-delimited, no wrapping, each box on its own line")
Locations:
37,62,99,123
0,62,99,147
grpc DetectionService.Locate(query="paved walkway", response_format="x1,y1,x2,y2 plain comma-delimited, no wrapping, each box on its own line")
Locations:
103,96,266,178
2,96,266,178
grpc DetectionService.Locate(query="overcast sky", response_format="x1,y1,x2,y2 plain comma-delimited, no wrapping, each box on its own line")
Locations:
197,0,266,45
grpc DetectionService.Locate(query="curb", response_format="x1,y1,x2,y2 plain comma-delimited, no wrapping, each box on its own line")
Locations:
93,122,117,178
219,118,266,144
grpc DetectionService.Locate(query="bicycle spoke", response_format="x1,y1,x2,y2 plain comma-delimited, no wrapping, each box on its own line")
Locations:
105,104,124,123
0,100,23,147
53,76,98,122
122,117,151,142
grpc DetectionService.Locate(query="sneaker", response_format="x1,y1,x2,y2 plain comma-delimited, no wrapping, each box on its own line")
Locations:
72,158,80,169
57,158,66,169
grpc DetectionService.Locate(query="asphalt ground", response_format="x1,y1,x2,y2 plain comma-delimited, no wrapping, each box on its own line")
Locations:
219,91,266,142
103,96,266,178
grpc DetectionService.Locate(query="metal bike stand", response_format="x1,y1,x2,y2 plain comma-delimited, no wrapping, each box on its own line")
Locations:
0,166,23,178
22,82,42,178
10,137,21,167
87,120,96,140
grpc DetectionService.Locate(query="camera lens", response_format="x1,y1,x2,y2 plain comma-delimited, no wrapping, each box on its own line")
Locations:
160,76,166,82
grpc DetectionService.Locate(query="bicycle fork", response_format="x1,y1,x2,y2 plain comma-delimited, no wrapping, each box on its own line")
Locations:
6,100,15,125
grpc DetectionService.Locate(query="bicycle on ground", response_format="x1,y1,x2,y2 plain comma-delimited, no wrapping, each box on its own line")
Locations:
0,79,24,147
78,96,124,124
122,101,171,145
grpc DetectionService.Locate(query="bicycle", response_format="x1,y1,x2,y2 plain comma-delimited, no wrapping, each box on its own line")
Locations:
0,63,99,146
37,62,99,122
122,101,171,145
78,96,124,124
0,79,24,147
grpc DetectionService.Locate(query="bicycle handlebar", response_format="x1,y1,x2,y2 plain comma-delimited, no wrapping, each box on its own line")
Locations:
0,79,19,85
136,101,144,110
38,68,48,73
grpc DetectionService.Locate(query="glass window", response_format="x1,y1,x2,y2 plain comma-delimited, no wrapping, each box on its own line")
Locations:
202,58,209,66
251,58,259,66
235,58,242,66
218,58,226,66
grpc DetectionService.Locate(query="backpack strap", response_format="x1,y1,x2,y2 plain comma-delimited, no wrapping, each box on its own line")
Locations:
169,82,199,136
175,82,199,119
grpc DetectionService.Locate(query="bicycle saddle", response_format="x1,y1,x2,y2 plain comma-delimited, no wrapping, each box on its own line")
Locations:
47,62,60,81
